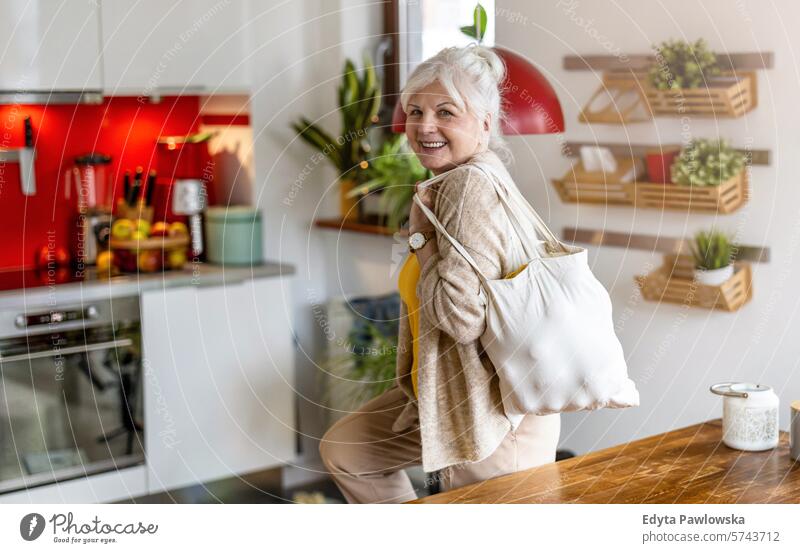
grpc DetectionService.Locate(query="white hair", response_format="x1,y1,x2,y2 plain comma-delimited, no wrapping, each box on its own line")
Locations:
401,45,511,164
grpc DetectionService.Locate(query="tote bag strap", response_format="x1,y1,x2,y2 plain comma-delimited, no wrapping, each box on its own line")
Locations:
471,163,566,253
412,193,489,283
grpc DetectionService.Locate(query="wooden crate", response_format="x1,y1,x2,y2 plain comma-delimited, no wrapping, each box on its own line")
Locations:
579,71,652,124
634,169,748,213
635,256,752,312
643,71,757,118
551,164,748,214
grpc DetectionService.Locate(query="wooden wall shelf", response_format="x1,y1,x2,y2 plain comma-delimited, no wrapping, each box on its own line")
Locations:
552,164,749,214
564,52,774,72
315,217,406,237
562,226,770,263
568,53,772,122
635,255,753,312
562,142,771,166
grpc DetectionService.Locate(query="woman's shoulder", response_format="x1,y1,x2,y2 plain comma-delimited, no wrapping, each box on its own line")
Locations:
436,162,498,213
433,166,509,241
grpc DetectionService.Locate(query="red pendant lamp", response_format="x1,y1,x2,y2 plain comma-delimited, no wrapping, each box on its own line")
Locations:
391,47,564,135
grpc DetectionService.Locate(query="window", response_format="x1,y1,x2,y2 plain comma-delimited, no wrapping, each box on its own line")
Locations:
394,0,495,88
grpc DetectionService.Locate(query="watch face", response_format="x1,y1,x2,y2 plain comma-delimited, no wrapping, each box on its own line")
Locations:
409,232,425,250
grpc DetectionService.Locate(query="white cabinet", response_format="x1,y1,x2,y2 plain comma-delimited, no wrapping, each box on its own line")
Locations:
0,0,102,90
141,277,296,493
100,0,250,94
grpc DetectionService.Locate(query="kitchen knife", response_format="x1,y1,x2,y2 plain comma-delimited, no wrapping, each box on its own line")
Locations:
19,116,36,196
129,166,143,206
123,171,131,205
145,170,157,206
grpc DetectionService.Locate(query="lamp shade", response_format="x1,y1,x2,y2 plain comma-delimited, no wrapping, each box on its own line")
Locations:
391,47,564,135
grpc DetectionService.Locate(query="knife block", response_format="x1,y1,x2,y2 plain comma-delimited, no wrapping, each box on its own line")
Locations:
115,200,153,223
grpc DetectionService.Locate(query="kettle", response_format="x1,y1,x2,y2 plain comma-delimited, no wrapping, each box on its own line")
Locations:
710,382,779,451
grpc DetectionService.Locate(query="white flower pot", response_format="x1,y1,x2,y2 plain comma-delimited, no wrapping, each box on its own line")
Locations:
695,264,734,286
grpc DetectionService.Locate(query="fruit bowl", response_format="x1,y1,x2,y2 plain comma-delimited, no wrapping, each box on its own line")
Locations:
109,219,190,273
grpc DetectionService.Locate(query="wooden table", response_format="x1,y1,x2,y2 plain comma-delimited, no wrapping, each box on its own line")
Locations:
411,419,800,503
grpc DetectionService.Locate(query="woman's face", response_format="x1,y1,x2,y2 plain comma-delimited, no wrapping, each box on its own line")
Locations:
405,80,490,174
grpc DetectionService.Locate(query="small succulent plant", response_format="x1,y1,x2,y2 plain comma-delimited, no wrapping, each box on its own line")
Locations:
671,138,745,187
649,39,720,90
690,229,736,270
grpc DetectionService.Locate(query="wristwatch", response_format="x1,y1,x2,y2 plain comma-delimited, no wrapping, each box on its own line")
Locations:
408,230,434,253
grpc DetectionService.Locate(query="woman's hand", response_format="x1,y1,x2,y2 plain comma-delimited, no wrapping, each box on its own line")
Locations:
409,180,436,234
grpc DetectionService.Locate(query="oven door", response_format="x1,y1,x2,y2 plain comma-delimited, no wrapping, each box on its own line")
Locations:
0,319,143,494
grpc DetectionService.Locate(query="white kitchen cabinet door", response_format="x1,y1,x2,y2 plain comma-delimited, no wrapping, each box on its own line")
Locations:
0,0,102,90
141,278,296,494
100,0,250,94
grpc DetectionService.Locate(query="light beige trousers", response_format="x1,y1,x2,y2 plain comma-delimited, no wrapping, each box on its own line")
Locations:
319,386,560,503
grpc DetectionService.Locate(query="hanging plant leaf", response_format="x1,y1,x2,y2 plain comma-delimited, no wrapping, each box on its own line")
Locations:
473,3,487,42
460,25,478,39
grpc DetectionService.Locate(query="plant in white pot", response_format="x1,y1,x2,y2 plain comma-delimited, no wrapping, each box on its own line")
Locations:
690,229,737,286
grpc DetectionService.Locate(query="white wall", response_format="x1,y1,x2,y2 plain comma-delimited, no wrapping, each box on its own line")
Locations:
250,0,800,471
496,0,800,454
247,0,391,479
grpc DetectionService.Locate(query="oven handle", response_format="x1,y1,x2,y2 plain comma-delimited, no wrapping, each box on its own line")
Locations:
0,338,134,363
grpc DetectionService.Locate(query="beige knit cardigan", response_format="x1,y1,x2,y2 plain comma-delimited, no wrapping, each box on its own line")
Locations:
391,149,528,473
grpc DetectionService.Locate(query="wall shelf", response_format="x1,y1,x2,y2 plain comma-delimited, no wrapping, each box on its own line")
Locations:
314,217,405,237
563,52,774,72
562,142,771,166
567,52,772,122
635,254,753,312
562,226,770,263
553,142,771,214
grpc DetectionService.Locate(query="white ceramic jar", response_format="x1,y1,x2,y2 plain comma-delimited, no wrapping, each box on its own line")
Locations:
710,382,779,451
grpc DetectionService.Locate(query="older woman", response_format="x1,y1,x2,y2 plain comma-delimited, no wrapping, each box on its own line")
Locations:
319,45,560,503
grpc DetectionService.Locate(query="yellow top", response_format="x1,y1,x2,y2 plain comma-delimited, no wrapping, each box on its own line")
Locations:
398,253,529,398
398,253,422,397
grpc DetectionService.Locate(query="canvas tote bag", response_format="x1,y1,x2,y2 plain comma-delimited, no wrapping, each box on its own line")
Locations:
413,162,639,416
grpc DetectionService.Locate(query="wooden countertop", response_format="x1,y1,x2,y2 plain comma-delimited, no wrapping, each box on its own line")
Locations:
412,419,800,504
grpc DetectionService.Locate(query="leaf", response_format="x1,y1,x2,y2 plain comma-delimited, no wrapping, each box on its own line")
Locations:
361,53,376,97
293,118,343,170
460,25,477,39
473,3,487,42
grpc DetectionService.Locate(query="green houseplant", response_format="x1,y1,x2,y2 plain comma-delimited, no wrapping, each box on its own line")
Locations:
649,38,720,90
292,55,381,220
321,321,398,415
346,135,431,229
690,229,737,285
670,138,745,187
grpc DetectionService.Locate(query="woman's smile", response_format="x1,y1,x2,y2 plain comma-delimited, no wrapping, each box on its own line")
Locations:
405,80,487,174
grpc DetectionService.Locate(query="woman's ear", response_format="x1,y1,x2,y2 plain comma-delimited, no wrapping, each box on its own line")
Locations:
483,113,492,133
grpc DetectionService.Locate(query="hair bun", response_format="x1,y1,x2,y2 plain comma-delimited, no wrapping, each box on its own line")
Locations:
472,45,505,85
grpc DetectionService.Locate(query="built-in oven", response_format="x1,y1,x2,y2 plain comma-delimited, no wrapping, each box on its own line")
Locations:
0,296,143,494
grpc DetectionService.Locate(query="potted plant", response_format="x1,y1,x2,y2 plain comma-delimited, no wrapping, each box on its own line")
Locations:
291,55,380,221
645,146,681,184
648,39,720,90
321,320,398,417
670,138,745,187
690,229,737,285
347,135,431,229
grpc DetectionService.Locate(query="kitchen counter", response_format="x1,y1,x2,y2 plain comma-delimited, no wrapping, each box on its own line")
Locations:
412,419,800,504
0,261,294,309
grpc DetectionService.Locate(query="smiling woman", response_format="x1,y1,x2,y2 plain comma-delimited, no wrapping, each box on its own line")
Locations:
401,45,509,174
318,44,561,504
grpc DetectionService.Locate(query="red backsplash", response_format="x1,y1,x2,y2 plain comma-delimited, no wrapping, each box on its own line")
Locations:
0,96,202,271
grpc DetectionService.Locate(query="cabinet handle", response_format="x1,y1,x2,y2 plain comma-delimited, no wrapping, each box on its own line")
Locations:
0,338,134,363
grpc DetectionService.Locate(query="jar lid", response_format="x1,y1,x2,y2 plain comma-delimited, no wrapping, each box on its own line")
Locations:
205,206,261,222
731,383,771,394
